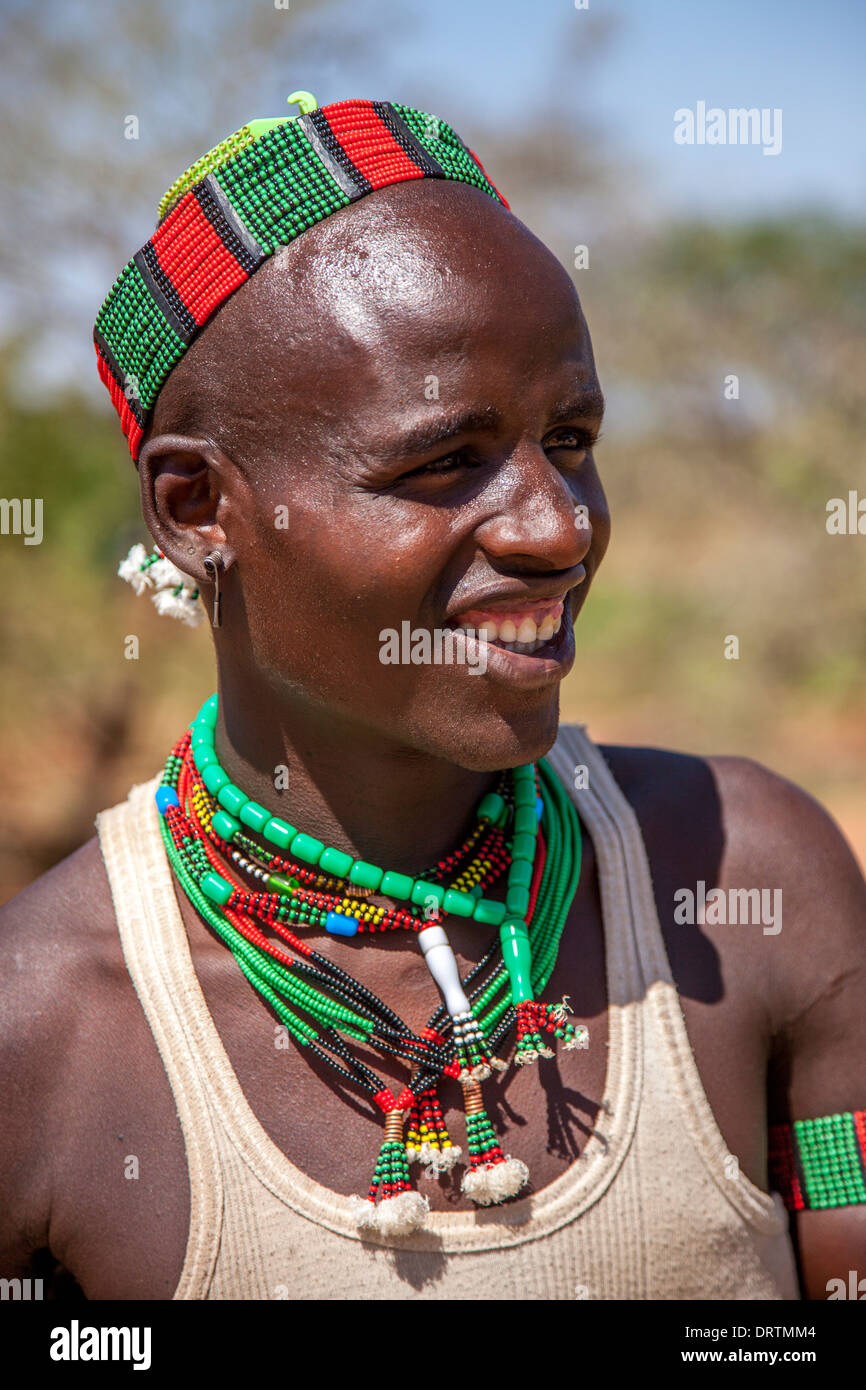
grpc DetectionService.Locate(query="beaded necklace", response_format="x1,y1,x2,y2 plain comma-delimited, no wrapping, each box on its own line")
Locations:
156,695,587,1234
183,741,513,935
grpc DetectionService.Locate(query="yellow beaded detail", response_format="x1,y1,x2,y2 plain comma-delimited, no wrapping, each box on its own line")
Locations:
192,782,215,833
450,856,493,894
157,125,260,222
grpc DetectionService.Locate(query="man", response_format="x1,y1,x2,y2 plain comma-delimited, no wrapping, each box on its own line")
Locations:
1,98,864,1300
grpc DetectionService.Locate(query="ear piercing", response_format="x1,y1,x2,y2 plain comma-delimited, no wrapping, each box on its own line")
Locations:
203,551,224,628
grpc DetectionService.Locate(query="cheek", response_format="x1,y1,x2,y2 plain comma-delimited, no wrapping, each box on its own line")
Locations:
229,494,450,700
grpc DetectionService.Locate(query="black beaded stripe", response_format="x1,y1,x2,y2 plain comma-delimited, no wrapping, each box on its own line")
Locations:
298,109,373,201
371,101,446,178
195,176,265,274
93,328,147,427
134,244,197,343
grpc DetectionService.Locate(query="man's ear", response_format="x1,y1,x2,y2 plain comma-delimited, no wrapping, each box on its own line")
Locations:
137,434,238,577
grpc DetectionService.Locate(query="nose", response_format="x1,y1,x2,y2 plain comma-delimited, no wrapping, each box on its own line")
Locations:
474,442,595,573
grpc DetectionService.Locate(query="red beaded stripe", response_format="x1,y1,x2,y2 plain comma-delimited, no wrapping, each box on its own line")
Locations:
324,99,426,189
855,1109,866,1165
151,191,249,326
95,347,144,458
768,1122,806,1211
467,148,509,209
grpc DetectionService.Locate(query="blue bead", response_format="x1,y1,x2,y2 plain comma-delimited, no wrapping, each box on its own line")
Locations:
325,911,359,937
155,786,180,815
536,796,544,821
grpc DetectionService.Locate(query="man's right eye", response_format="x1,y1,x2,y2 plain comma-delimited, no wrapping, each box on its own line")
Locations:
407,453,467,478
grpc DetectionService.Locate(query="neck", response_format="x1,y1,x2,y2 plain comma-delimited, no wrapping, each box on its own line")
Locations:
213,671,501,877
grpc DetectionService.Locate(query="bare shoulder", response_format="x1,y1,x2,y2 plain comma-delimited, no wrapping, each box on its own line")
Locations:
0,833,121,986
0,834,123,1104
0,837,128,1261
595,741,866,1030
704,752,866,1029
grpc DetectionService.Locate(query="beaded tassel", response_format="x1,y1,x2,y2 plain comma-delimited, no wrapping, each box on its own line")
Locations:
513,999,589,1065
349,1105,429,1236
460,1079,529,1205
417,925,495,1080
118,542,202,626
406,1087,462,1175
451,1010,495,1081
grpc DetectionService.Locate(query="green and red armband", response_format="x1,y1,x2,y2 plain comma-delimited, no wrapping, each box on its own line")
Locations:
769,1110,866,1211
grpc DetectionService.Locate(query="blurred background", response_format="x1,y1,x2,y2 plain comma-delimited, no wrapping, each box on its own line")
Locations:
0,0,863,900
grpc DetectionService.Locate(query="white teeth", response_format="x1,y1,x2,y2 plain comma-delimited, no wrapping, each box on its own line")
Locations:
450,603,566,653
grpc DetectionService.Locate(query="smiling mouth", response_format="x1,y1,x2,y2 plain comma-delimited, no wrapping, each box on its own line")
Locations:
445,595,569,655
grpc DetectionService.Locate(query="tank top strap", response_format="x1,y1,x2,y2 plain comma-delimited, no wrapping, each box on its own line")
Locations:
96,777,225,1299
545,723,654,1006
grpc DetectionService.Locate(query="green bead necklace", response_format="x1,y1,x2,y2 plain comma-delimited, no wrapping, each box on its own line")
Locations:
188,693,526,931
156,696,586,1234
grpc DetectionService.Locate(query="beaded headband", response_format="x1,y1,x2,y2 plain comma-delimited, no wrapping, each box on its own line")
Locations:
94,92,508,460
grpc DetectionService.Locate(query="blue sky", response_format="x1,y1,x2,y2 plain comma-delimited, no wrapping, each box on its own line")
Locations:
315,0,866,219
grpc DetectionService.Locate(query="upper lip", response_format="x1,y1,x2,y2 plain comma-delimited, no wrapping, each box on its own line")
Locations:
445,565,586,623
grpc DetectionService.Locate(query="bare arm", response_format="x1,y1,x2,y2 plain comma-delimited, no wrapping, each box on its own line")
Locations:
709,756,866,1300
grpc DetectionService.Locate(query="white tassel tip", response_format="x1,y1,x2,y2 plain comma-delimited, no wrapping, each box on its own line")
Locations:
461,1157,530,1206
148,556,191,590
537,1045,555,1059
564,1028,590,1051
118,543,153,594
152,588,204,627
470,1063,492,1082
515,1047,538,1066
422,1145,463,1178
489,1055,509,1072
348,1191,429,1236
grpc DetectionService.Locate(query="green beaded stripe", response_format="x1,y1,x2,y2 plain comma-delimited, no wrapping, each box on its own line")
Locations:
216,118,350,252
795,1113,866,1209
392,104,501,198
95,260,186,408
473,757,582,1039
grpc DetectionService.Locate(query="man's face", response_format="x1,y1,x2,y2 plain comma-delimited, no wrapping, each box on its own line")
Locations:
205,180,609,770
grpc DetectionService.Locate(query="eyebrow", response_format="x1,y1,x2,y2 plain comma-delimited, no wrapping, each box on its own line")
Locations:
382,389,606,460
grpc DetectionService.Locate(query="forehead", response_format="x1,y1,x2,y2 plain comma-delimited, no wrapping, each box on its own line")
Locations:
173,179,597,448
289,180,585,357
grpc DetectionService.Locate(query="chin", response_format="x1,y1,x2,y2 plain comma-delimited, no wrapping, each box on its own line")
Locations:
409,689,563,772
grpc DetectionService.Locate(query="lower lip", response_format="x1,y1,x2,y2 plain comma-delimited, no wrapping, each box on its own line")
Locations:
449,608,575,691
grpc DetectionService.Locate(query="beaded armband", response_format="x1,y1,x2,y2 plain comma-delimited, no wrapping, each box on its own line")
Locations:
94,97,508,460
769,1110,866,1211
